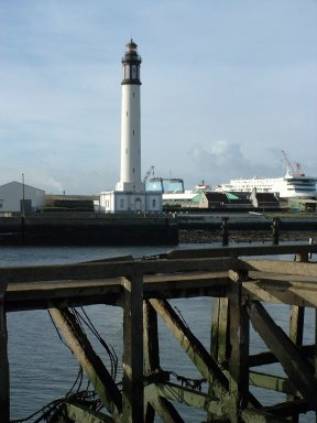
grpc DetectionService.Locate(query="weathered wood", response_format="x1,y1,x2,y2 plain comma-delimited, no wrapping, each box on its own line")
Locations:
262,399,309,418
148,382,223,417
48,307,122,419
149,298,229,393
228,271,250,422
143,300,160,423
288,304,305,422
166,244,317,260
4,271,230,312
249,371,297,395
248,301,317,409
241,408,286,423
249,344,315,367
244,259,317,277
122,275,144,423
0,256,241,284
0,285,9,423
150,394,185,423
211,298,229,365
242,280,317,308
65,401,113,422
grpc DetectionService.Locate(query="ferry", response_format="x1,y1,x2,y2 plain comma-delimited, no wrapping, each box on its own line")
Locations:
216,171,317,199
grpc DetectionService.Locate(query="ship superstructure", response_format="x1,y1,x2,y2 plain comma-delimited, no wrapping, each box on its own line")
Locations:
216,153,316,199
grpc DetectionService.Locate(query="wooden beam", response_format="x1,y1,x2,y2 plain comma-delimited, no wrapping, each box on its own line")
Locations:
242,280,317,308
0,256,240,284
243,259,317,277
147,382,223,418
149,298,229,394
48,307,121,419
249,344,315,368
166,244,317,260
227,271,251,422
122,275,144,423
149,394,185,423
211,297,229,366
248,301,317,409
143,300,160,423
249,371,298,395
0,285,9,423
65,401,114,422
241,408,287,423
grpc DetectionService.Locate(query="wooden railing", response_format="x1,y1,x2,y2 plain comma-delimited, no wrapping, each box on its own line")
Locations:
1,243,317,422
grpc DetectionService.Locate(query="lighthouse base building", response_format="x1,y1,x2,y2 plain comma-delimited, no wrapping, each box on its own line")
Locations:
98,190,162,214
97,40,162,214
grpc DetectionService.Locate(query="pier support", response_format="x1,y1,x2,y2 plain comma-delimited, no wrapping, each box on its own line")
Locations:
122,275,144,423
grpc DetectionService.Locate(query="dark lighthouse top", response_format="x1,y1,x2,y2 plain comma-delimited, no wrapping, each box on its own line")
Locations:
121,39,142,85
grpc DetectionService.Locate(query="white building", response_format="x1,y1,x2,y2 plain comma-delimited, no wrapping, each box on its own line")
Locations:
0,181,45,213
98,40,162,214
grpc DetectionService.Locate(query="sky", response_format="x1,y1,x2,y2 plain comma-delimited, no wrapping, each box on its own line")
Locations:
0,0,316,193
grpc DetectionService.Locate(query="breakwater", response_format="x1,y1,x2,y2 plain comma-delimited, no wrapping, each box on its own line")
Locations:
0,216,178,246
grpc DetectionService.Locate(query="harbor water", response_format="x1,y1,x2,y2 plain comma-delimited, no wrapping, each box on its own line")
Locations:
2,244,316,422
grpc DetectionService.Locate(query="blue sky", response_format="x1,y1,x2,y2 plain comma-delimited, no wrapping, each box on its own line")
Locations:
0,0,316,193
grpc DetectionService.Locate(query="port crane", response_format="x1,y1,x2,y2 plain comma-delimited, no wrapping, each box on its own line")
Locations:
281,150,304,177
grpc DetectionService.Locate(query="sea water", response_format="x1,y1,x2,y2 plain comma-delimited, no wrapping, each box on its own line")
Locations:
2,245,315,422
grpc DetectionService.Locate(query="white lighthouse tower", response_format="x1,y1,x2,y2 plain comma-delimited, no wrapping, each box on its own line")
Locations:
116,40,144,193
98,40,162,214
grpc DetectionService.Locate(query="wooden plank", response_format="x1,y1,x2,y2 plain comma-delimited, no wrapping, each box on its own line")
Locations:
122,275,144,423
4,271,230,312
242,281,317,307
149,298,229,394
244,259,317,277
0,285,9,423
166,244,317,260
0,256,241,284
248,301,317,409
65,401,114,422
48,307,121,419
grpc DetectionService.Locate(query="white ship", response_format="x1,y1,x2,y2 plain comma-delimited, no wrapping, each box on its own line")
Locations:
216,152,317,199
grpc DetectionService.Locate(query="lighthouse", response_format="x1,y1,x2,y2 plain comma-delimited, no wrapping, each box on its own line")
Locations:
116,40,144,193
98,40,162,214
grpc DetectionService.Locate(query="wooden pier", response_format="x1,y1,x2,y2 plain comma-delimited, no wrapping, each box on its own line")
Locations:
2,243,317,422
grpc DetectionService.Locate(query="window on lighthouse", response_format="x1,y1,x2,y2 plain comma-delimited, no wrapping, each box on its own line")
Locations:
124,66,130,79
131,65,137,79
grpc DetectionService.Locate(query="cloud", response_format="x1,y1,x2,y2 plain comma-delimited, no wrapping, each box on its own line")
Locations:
188,140,282,184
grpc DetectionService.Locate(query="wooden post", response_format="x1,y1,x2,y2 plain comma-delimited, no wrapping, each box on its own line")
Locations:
143,300,159,423
222,217,229,246
272,217,280,245
287,253,307,422
0,286,9,423
122,274,144,423
228,271,250,422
